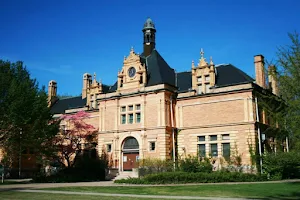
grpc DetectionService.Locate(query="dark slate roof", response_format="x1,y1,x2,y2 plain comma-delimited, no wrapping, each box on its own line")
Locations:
176,64,254,93
215,64,254,87
141,49,176,87
51,96,86,114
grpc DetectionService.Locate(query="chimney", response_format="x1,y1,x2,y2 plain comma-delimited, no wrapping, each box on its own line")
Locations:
254,55,266,88
82,73,92,99
48,80,57,106
268,65,279,95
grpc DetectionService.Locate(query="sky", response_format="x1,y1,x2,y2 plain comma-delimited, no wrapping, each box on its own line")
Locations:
1,0,299,96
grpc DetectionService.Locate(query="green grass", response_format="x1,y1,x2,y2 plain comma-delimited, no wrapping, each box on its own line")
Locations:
0,191,168,200
43,182,300,199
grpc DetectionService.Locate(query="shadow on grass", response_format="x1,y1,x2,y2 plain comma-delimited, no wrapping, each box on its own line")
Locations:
259,182,300,200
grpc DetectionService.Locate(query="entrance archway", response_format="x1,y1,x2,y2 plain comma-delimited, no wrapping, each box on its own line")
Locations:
122,137,139,171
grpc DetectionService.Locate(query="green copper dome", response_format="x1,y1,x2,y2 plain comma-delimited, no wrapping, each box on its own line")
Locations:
143,17,156,30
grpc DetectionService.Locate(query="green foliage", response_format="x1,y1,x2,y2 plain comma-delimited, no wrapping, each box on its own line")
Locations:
115,171,267,184
263,151,300,180
138,158,173,177
277,32,300,151
0,60,60,167
33,154,107,183
178,155,212,173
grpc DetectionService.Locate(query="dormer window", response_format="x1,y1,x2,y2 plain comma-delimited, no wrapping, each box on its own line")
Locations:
205,75,210,82
197,76,202,82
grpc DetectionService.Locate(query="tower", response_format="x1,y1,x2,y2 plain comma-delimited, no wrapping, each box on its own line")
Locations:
142,17,156,57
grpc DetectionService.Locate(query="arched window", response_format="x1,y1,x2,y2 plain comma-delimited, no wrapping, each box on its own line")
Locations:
123,137,139,150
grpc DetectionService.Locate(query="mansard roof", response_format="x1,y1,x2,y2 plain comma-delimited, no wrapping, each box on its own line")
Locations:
176,64,254,93
50,96,86,114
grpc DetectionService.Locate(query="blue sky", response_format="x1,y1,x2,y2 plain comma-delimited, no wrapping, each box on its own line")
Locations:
1,0,299,96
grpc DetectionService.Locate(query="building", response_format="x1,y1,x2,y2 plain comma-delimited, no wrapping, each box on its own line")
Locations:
48,18,282,171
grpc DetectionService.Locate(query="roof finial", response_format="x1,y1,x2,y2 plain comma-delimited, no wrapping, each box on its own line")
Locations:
93,72,96,80
210,56,214,65
192,60,195,68
99,78,102,85
200,48,204,59
130,46,134,52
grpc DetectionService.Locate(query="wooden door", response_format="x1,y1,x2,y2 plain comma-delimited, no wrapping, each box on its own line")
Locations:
123,152,139,171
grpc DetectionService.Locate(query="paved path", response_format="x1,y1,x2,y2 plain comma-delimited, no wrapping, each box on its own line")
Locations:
16,189,256,200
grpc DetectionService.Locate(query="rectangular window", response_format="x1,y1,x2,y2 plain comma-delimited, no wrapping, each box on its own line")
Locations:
121,106,126,112
197,76,202,82
198,136,205,142
205,75,210,81
210,144,218,157
136,113,141,123
205,83,210,93
197,84,202,94
121,114,126,124
210,135,217,141
222,143,230,160
222,134,230,140
149,142,156,151
128,105,134,111
128,113,134,124
136,104,141,110
107,144,112,152
198,144,206,157
94,101,98,109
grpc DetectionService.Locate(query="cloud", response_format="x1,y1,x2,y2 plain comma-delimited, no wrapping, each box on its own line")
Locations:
28,64,74,75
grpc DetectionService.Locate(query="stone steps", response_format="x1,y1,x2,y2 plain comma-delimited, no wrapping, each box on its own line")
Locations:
113,171,138,180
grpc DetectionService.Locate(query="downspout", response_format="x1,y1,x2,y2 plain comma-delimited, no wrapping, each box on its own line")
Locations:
170,95,176,171
255,97,263,174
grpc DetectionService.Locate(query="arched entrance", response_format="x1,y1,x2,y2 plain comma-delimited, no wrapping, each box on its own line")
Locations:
122,137,139,171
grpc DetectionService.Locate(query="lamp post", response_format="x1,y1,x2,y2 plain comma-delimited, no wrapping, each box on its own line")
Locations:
19,128,22,179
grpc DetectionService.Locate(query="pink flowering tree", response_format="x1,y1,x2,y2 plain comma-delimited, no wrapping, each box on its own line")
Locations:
54,111,97,168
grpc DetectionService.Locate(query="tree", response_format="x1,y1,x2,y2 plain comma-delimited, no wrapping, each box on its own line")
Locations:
276,32,300,151
0,60,60,168
54,111,97,168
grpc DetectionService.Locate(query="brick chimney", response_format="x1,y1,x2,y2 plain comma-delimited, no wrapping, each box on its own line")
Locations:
268,65,279,95
48,80,57,106
254,55,266,88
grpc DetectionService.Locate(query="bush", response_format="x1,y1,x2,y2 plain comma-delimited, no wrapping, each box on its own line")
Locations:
115,171,267,184
33,154,107,183
179,155,212,173
138,158,173,177
263,151,300,180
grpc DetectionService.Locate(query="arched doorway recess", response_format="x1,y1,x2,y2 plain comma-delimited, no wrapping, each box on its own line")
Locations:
122,137,139,171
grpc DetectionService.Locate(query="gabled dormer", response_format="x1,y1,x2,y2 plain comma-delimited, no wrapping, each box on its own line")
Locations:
191,49,216,94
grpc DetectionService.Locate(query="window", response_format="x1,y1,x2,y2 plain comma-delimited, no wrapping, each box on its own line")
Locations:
107,144,112,152
121,114,126,124
149,142,156,151
128,105,133,111
197,76,202,82
198,144,206,157
222,134,230,140
197,84,202,94
136,113,141,123
205,75,210,81
210,135,217,141
128,113,134,124
205,83,210,93
198,136,205,142
222,143,230,160
121,106,126,112
210,144,218,157
136,104,141,110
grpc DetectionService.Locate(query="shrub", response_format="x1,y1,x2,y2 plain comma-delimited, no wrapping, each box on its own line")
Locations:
138,158,173,177
179,155,212,173
263,151,300,180
33,154,107,183
115,171,267,184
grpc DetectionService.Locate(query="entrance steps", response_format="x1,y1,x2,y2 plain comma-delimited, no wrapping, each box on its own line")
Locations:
113,171,138,181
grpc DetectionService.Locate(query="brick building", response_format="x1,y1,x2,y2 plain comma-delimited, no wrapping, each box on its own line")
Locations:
48,18,281,171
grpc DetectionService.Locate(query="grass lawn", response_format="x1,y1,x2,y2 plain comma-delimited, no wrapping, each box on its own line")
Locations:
43,182,300,199
0,192,166,200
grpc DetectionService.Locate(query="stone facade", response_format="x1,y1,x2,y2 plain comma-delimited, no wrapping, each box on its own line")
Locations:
46,18,283,172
